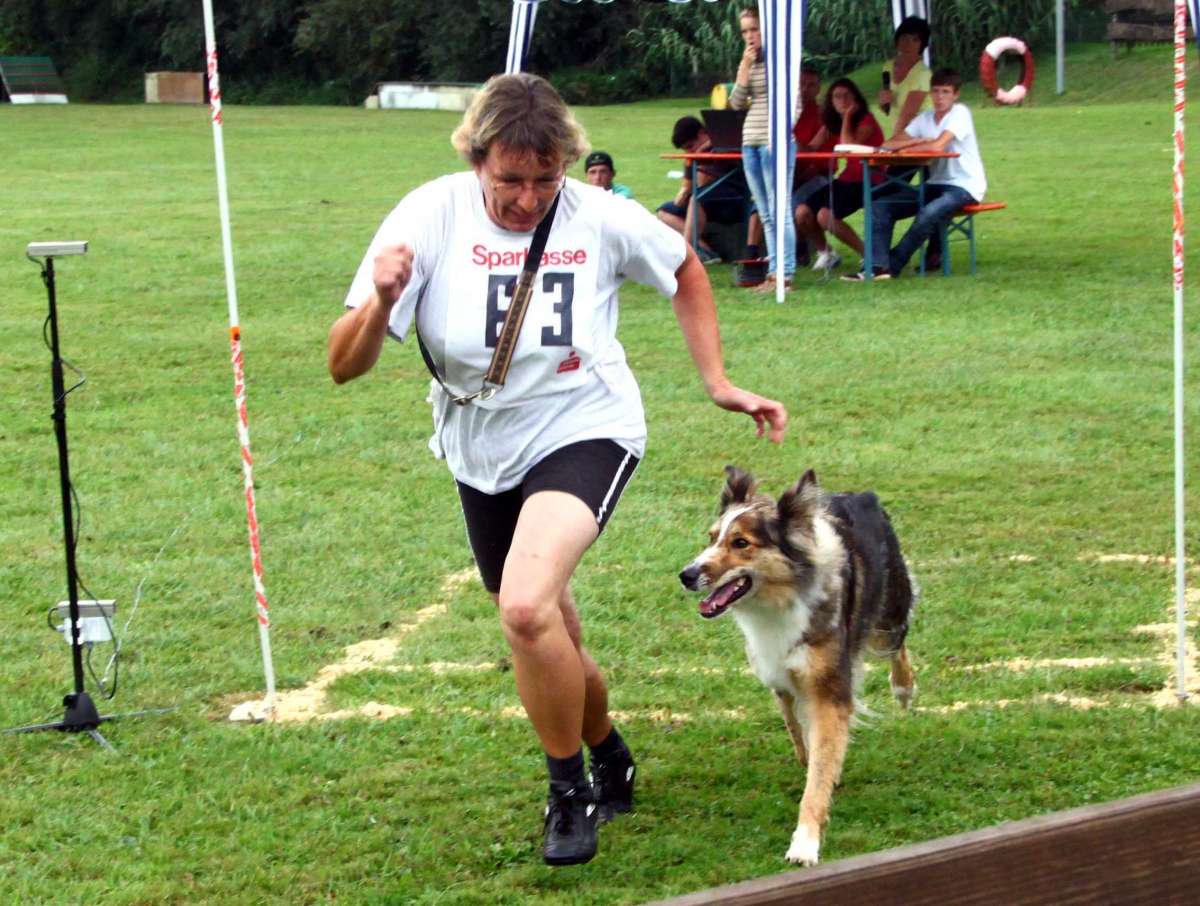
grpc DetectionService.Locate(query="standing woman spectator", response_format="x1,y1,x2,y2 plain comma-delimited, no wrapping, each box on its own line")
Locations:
729,6,796,294
794,78,885,271
879,16,932,137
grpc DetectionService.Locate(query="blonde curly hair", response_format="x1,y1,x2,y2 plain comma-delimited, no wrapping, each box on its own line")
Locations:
451,73,589,168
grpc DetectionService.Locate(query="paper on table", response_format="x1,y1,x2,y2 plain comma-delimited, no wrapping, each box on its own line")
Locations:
833,143,887,153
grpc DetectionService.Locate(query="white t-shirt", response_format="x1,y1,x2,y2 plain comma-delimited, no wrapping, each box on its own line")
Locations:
906,103,986,202
344,172,687,494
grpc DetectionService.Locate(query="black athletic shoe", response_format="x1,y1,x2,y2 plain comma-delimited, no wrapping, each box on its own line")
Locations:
542,782,598,866
735,258,767,287
591,747,636,822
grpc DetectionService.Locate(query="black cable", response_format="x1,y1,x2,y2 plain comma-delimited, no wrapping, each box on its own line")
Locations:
84,641,117,700
42,314,87,404
39,308,118,700
71,494,118,701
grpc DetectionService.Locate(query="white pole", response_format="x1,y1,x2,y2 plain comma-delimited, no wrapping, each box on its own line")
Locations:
201,0,277,709
1056,0,1065,95
1171,0,1189,703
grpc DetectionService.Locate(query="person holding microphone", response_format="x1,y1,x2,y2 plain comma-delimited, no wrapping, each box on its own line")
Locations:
878,16,932,137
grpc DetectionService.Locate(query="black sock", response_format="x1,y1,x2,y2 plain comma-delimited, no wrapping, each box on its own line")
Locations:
745,244,761,260
546,749,586,789
588,726,628,764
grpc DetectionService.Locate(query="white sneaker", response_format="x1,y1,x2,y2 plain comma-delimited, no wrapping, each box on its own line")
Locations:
812,248,842,271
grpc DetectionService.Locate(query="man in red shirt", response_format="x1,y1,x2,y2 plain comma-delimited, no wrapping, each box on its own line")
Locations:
791,65,831,267
793,66,829,189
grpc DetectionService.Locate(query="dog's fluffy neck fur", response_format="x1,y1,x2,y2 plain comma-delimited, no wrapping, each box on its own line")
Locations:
732,516,846,696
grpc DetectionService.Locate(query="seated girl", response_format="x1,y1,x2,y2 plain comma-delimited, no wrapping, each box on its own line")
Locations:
794,78,885,272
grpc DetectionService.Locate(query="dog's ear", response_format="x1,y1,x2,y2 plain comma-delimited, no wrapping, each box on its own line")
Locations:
777,469,822,531
720,465,757,512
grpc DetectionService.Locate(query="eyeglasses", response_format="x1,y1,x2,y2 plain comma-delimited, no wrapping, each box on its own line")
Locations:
488,174,564,201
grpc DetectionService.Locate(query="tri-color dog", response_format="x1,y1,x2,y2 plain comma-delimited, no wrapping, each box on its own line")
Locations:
678,467,917,866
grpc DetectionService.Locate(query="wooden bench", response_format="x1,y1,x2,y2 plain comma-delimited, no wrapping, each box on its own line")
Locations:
920,202,1007,276
1106,0,1178,56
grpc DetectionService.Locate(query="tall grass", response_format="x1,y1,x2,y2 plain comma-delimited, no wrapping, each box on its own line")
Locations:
807,0,1106,75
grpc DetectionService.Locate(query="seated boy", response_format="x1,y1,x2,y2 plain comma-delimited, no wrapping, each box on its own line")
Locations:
843,68,986,281
657,116,750,265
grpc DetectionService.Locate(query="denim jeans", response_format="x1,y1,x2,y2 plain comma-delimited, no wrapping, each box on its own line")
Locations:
869,183,973,274
742,141,796,277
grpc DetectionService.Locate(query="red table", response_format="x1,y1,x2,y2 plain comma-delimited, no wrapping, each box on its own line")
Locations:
663,149,959,281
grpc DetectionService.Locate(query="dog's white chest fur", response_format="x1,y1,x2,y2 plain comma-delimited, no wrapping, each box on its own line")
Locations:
732,602,814,695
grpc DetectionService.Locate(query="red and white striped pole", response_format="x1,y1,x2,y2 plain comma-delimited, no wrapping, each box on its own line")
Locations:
1171,0,1189,703
202,0,277,710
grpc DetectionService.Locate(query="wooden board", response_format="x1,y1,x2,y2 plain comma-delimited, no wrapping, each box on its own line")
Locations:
648,783,1200,906
145,72,204,105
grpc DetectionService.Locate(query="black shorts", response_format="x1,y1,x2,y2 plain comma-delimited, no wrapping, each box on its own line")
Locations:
456,439,640,593
802,180,867,221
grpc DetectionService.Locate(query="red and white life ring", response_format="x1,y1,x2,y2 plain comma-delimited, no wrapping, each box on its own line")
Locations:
979,36,1035,105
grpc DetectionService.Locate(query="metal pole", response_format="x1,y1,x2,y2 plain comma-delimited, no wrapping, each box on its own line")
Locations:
44,258,85,696
1056,0,1065,95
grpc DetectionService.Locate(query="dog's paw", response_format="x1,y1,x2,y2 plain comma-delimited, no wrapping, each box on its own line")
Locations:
784,827,820,866
892,681,916,710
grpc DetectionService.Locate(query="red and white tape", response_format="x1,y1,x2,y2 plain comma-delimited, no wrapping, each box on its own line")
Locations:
1171,0,1189,703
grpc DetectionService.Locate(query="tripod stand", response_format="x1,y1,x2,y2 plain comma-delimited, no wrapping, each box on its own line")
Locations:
4,244,172,751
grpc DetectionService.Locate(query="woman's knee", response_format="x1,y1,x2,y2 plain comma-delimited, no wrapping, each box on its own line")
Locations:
497,590,561,645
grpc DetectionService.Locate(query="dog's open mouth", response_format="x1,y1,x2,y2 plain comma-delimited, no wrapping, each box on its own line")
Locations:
699,576,752,619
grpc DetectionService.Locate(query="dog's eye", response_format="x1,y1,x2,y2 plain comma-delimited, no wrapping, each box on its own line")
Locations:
731,537,751,549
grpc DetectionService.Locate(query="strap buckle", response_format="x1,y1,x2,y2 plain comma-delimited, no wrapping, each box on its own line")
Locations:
450,384,499,406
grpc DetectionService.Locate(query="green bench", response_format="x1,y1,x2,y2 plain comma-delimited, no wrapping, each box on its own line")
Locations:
921,201,1008,276
0,56,68,103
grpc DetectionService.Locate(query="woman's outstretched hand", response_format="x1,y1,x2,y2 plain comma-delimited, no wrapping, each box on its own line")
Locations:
708,382,788,443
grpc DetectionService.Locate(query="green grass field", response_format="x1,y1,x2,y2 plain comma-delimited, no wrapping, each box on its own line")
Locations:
1,42,1198,904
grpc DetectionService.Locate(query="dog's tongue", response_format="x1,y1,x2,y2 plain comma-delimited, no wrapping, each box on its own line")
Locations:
699,580,742,618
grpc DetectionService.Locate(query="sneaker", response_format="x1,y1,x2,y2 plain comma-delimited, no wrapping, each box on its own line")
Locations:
697,246,722,266
753,274,793,293
811,248,842,271
591,747,636,822
735,258,767,287
542,782,599,866
840,268,892,282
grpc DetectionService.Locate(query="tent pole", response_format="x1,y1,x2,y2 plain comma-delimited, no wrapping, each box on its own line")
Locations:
1056,0,1065,95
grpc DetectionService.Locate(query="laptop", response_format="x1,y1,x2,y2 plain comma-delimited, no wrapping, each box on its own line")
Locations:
700,108,745,151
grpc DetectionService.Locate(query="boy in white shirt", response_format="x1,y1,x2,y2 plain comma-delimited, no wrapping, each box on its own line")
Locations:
845,68,986,281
